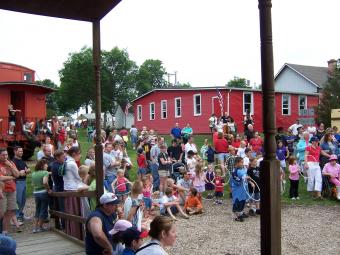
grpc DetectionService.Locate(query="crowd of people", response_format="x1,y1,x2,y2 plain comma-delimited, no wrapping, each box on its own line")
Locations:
1,111,340,254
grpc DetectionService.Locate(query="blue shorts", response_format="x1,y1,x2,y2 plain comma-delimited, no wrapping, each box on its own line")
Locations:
161,205,178,215
217,153,229,162
143,197,152,209
251,192,260,202
138,168,147,175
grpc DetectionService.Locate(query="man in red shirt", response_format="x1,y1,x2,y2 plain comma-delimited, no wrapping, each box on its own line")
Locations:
0,148,20,235
249,131,263,156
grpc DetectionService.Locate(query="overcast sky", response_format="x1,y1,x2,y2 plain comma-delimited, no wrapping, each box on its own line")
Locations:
0,0,339,87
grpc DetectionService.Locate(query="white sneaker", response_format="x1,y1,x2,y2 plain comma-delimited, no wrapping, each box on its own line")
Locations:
296,197,300,200
291,197,296,200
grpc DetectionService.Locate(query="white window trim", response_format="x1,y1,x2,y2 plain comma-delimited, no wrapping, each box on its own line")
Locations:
242,92,254,115
161,100,167,119
137,105,142,121
193,93,202,116
298,95,307,110
282,94,291,115
149,102,155,120
174,97,182,118
211,96,218,114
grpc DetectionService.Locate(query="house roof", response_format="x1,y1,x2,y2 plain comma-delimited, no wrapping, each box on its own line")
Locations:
131,86,319,103
0,62,35,72
0,0,121,22
275,63,328,88
0,81,55,93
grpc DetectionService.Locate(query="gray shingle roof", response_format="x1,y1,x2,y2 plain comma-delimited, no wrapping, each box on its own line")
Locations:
286,63,328,88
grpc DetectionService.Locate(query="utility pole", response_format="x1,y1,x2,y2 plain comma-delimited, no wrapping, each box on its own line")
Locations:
167,71,178,86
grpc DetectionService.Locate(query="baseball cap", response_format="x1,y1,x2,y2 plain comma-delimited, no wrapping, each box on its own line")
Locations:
121,227,149,245
109,220,132,235
329,155,338,161
310,136,319,143
99,193,120,205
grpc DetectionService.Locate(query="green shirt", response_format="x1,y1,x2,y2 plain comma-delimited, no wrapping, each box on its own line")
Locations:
32,170,49,192
88,179,97,210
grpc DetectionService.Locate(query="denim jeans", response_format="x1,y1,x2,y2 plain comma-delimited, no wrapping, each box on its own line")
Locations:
34,192,49,220
150,163,160,191
0,234,16,255
104,174,116,192
16,180,26,219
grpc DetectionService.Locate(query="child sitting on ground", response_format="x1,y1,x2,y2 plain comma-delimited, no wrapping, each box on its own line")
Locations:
184,187,203,215
112,169,131,202
214,168,225,205
160,187,189,220
231,157,255,222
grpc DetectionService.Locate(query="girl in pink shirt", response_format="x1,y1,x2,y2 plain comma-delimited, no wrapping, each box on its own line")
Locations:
322,155,340,200
288,157,300,200
192,164,205,202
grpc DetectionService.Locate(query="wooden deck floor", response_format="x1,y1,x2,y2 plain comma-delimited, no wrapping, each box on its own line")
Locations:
13,231,85,255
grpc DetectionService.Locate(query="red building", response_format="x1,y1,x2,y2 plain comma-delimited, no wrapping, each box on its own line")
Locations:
132,87,319,134
0,62,54,156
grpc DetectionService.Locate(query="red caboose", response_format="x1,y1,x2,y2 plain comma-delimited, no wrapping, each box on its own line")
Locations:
0,62,54,159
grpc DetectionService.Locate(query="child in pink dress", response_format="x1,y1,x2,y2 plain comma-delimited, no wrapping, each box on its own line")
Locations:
192,164,205,203
288,157,300,200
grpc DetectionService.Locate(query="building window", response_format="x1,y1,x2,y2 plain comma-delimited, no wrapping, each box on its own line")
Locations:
149,102,155,120
24,73,32,82
137,105,142,121
299,95,307,110
175,97,181,118
243,92,253,115
193,94,202,116
161,100,167,119
282,94,291,115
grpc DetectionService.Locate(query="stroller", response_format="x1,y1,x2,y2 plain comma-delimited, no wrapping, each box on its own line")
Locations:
321,175,336,199
170,162,186,183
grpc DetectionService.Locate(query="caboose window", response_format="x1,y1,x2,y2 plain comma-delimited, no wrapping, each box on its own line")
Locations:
24,73,32,82
193,94,201,116
243,92,253,115
149,102,155,120
282,94,291,115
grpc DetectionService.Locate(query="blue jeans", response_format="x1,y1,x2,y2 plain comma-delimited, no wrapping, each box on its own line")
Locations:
0,234,16,255
150,163,160,191
16,180,26,219
34,192,49,220
104,174,116,192
131,135,137,146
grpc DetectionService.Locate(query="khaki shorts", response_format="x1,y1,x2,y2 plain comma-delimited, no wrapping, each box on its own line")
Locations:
158,170,169,178
0,191,17,213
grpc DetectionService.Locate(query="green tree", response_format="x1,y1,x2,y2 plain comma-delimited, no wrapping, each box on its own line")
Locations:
226,77,251,88
35,79,59,118
175,82,191,88
317,69,340,126
136,59,167,95
58,47,94,114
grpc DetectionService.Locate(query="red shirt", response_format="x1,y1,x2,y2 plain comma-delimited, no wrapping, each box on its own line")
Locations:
231,139,241,149
250,137,263,153
0,161,16,192
212,132,219,147
214,176,224,192
306,145,321,162
119,129,128,137
214,138,228,153
137,154,147,168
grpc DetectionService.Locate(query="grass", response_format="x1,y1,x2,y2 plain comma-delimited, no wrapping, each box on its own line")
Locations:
24,129,338,206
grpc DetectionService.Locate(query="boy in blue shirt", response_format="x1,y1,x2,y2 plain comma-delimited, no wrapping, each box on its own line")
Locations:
231,157,255,222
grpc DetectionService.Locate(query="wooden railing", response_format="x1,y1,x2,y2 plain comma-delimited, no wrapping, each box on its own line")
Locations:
49,190,97,243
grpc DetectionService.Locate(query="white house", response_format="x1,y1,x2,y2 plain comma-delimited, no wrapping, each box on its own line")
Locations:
274,61,332,94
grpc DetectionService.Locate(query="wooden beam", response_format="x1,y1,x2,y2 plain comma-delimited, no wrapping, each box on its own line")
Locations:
258,0,281,254
93,19,104,206
51,227,85,247
49,191,96,198
49,210,87,224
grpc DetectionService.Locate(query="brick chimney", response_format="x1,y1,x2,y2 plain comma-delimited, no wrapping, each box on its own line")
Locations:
327,59,337,75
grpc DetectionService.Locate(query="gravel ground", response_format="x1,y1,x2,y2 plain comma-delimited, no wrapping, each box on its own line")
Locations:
10,198,340,255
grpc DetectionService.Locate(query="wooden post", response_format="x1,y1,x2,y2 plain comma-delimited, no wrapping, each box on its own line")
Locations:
93,19,104,204
258,0,281,254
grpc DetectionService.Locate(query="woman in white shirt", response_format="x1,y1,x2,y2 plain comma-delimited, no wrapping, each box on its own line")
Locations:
63,147,83,240
136,216,176,255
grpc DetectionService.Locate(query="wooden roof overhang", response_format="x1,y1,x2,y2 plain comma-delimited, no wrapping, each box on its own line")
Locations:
0,1,281,254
